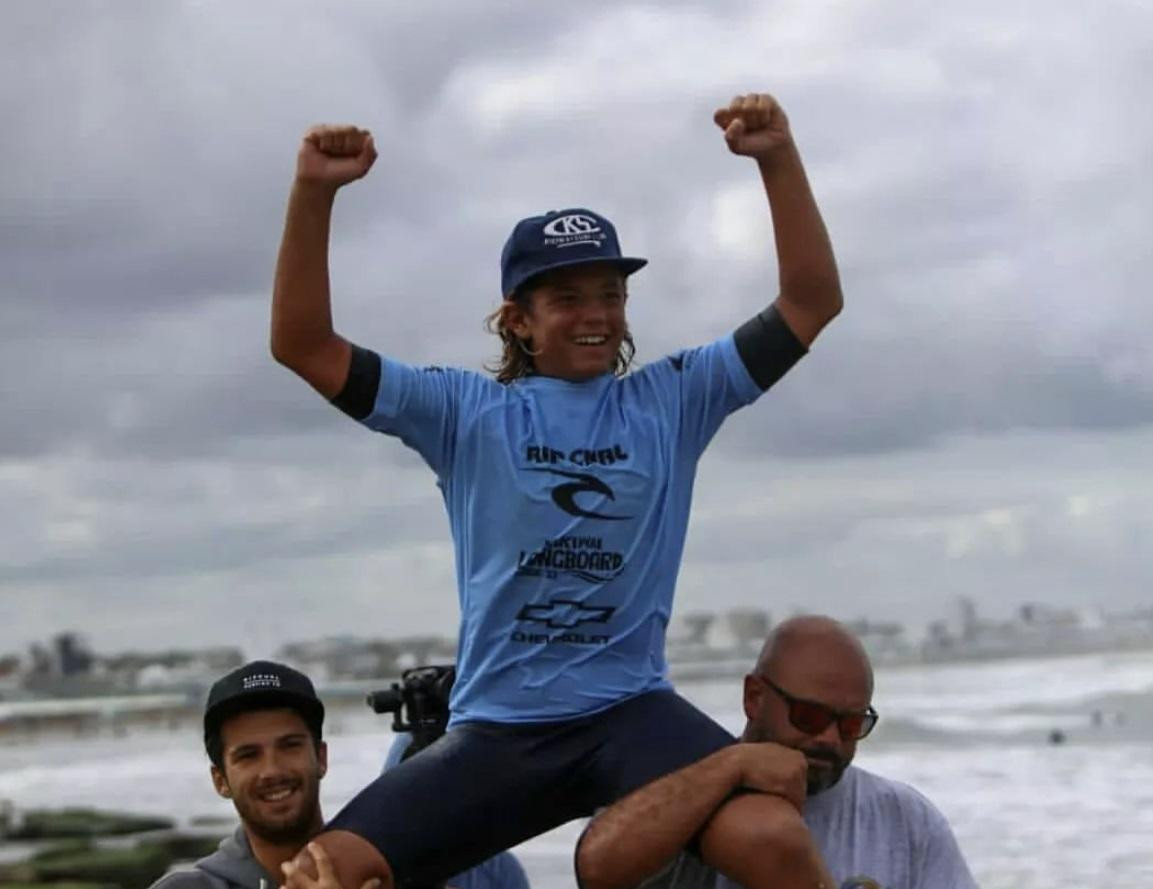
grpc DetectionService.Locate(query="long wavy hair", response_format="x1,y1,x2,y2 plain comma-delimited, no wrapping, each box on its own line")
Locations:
484,289,637,384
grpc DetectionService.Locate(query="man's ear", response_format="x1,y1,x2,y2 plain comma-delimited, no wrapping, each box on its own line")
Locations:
211,765,232,800
317,740,329,779
742,673,763,722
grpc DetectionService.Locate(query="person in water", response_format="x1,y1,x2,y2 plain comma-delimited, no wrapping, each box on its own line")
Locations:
271,91,843,889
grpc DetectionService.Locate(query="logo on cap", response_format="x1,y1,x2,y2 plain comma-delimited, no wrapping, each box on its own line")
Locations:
542,214,605,249
242,672,282,691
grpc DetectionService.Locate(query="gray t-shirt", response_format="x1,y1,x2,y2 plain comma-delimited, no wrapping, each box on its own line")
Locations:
643,765,977,889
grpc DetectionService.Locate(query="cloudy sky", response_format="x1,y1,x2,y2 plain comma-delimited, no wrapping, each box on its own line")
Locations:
2,0,1150,658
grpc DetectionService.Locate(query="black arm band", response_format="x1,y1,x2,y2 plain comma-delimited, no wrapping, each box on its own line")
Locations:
330,344,382,420
733,304,808,391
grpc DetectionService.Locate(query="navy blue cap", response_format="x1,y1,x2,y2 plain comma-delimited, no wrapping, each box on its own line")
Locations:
203,660,324,740
500,208,648,297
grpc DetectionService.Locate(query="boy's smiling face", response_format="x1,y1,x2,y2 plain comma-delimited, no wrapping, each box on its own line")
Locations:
506,263,629,382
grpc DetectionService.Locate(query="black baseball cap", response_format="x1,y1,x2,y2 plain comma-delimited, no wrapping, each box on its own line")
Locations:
203,660,325,743
500,208,648,297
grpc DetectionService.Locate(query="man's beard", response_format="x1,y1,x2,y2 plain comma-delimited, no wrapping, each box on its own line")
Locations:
742,724,850,796
235,782,320,845
802,746,848,795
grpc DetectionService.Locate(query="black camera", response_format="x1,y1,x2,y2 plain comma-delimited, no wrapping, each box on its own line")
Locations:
366,664,456,756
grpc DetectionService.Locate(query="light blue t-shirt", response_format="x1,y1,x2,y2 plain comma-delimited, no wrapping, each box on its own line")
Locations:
360,335,762,724
642,766,978,889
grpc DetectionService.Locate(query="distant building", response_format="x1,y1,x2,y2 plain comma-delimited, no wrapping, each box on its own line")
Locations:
277,635,456,681
670,612,715,647
726,609,771,649
845,618,914,665
922,597,1153,662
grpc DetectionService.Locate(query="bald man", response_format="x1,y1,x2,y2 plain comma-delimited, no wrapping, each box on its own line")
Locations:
576,616,977,889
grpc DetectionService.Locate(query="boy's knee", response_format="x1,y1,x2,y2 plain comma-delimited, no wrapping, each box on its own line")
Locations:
700,793,814,874
291,831,395,889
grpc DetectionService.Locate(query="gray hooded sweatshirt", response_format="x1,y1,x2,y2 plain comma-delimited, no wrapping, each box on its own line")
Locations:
151,827,280,889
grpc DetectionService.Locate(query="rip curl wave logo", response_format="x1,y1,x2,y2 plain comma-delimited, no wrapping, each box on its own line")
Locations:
542,213,606,249
528,468,631,521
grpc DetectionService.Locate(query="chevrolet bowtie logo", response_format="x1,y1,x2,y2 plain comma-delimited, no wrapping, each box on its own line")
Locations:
516,600,616,629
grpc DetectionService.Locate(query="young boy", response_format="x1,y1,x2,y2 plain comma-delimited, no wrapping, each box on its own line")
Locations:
272,92,842,889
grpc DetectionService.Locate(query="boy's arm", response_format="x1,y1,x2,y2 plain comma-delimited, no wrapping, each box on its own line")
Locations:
271,126,377,398
716,93,843,351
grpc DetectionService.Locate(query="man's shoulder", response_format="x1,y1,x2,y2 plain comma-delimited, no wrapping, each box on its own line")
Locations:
851,766,936,805
147,827,260,889
843,766,955,831
149,867,224,889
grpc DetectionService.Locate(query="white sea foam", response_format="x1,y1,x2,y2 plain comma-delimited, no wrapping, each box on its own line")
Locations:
875,650,1153,714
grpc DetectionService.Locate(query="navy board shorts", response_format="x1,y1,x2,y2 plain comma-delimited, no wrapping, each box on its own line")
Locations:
326,689,733,886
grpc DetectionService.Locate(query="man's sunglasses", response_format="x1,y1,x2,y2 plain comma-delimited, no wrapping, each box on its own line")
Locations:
756,674,879,741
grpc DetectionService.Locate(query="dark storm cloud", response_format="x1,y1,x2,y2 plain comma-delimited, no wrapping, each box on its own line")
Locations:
5,0,1150,463
0,0,755,323
2,0,1152,651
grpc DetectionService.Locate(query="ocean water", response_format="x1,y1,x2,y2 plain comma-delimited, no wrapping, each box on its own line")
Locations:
2,650,1152,888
